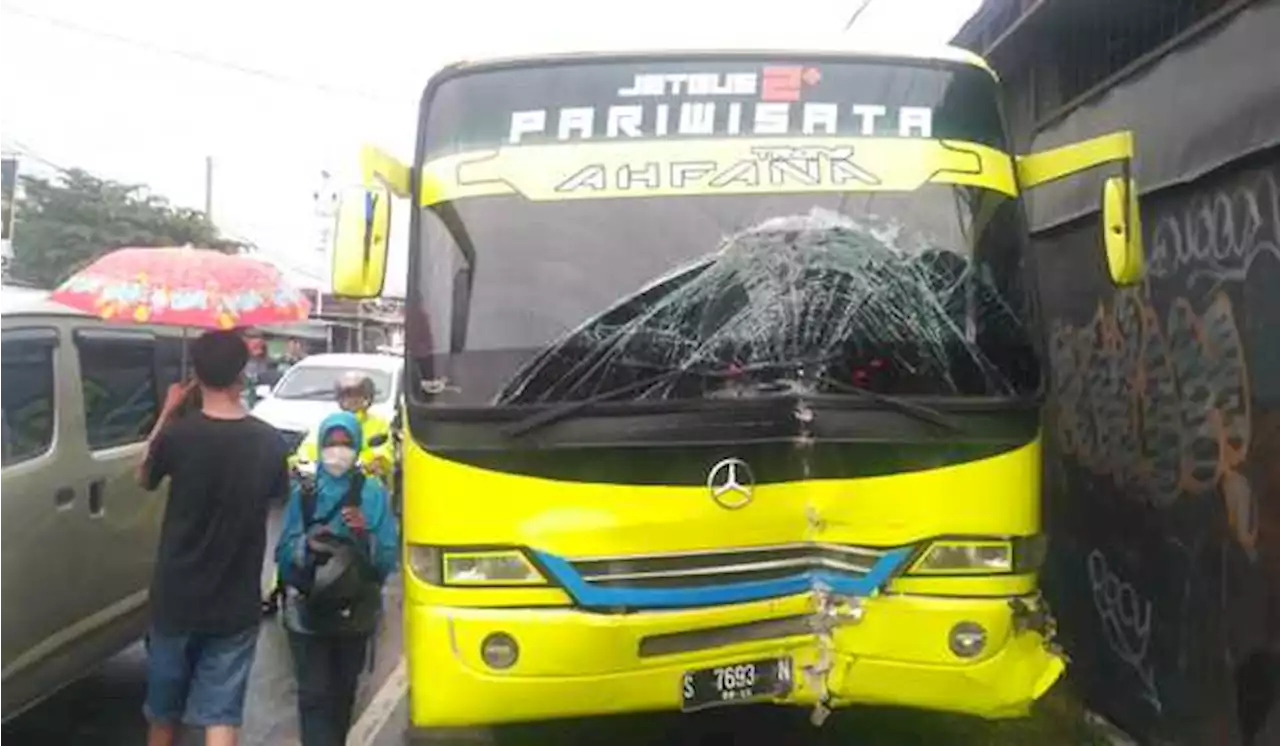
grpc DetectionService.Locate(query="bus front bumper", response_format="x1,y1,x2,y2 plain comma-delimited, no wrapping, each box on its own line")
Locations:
405,592,1065,729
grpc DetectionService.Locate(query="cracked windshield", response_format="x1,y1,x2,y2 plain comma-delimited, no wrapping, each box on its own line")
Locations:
4,1,1278,746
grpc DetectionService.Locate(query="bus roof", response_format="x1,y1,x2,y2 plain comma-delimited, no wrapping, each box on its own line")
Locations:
434,41,996,82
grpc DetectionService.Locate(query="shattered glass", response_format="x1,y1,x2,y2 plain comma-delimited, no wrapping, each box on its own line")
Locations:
495,207,1037,405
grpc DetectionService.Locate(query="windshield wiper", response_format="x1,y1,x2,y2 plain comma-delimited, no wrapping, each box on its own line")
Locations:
815,376,960,432
503,369,685,438
503,366,960,438
276,387,334,400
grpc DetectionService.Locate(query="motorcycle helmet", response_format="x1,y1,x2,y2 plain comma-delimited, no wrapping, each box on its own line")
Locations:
305,533,377,615
335,371,376,413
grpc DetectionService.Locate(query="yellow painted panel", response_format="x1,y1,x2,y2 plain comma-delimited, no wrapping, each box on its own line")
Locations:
401,437,1041,558
421,138,1017,206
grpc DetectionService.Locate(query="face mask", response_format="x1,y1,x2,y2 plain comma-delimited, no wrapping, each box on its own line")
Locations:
321,445,357,476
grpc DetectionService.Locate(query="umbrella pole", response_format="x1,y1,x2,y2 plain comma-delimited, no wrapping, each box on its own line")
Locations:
180,327,189,380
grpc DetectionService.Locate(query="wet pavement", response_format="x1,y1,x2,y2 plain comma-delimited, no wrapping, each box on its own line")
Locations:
0,588,404,746
1,504,404,746
369,691,1113,746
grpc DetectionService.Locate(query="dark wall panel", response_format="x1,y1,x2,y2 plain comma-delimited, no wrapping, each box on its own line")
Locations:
1034,151,1280,745
1024,0,1280,232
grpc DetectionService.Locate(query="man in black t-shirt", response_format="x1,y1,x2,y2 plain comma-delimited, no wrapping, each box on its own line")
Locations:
137,330,290,746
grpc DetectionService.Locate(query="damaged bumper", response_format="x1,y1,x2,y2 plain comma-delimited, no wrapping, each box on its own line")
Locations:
406,590,1066,729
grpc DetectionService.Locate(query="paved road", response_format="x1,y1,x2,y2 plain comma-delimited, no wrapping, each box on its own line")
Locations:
363,691,1110,746
1,585,404,746
1,504,404,746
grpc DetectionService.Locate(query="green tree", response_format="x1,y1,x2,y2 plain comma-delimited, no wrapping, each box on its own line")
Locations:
7,168,248,288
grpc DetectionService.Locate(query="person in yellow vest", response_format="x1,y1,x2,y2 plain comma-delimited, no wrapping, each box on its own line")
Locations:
290,372,393,480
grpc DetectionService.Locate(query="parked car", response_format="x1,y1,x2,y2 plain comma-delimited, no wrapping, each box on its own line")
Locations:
1,287,187,720
250,352,403,457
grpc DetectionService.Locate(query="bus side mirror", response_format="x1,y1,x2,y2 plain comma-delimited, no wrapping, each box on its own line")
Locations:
255,384,272,400
1017,131,1146,287
331,146,411,299
1101,176,1144,286
332,185,391,299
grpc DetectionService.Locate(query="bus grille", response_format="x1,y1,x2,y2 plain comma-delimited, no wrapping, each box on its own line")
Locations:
568,543,891,589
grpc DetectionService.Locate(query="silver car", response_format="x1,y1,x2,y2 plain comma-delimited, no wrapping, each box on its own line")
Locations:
1,287,188,719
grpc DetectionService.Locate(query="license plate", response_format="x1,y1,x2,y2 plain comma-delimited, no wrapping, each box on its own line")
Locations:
680,657,792,711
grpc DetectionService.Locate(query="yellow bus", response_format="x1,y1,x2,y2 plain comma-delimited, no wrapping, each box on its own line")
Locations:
331,43,1147,738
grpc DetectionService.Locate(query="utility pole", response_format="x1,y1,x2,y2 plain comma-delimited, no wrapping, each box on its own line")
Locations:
312,169,338,321
312,169,337,284
2,154,18,279
204,155,214,220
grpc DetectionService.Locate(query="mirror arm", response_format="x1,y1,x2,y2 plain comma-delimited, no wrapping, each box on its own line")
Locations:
1120,158,1133,246
360,145,411,198
363,191,379,267
1016,131,1134,189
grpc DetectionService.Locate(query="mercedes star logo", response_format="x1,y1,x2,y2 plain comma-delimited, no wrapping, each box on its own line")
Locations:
707,458,755,510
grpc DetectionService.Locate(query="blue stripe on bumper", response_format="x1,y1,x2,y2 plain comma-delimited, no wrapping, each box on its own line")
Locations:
532,547,912,609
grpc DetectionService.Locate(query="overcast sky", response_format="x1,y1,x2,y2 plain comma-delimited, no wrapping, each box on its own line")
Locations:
1,0,981,295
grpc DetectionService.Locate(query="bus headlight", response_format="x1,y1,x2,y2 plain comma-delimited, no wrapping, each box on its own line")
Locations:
909,540,1014,574
445,550,545,585
905,536,1047,575
407,546,548,586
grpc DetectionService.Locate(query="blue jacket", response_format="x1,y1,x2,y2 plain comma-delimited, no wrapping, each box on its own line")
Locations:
275,411,398,632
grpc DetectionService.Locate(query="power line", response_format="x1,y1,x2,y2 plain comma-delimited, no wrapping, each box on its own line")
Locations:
3,5,403,103
4,140,76,177
844,0,876,31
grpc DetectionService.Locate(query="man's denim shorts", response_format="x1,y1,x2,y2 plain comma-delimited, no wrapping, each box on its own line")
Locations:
143,625,259,727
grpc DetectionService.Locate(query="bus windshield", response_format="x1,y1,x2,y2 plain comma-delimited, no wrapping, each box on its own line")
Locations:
409,56,1040,408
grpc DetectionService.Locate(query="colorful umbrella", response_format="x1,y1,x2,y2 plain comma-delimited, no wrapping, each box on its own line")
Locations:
51,246,312,330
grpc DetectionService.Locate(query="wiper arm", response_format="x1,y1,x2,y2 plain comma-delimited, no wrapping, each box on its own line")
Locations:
816,376,961,432
503,369,685,438
503,367,960,437
276,387,334,400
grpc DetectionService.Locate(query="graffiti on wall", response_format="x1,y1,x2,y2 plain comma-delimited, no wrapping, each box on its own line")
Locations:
1049,288,1256,554
1148,169,1280,289
1046,162,1280,731
1088,548,1163,713
1048,164,1279,558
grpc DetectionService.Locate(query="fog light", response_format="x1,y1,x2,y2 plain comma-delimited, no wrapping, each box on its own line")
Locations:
948,621,987,658
481,632,519,670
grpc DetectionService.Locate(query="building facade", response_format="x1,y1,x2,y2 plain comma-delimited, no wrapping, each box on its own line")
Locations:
954,1,1279,744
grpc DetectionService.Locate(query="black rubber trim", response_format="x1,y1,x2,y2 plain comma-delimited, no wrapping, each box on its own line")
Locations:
407,399,1038,485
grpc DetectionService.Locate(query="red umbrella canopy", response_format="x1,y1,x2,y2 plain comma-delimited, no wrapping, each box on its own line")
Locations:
51,246,312,330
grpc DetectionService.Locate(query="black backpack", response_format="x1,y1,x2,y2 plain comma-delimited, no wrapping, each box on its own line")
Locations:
291,473,381,635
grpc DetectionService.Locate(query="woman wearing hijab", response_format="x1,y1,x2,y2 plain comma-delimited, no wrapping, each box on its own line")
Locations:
275,411,399,746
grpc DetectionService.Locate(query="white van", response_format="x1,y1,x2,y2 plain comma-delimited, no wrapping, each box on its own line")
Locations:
1,287,188,719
